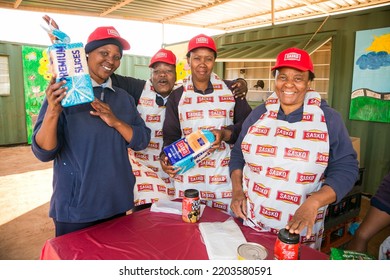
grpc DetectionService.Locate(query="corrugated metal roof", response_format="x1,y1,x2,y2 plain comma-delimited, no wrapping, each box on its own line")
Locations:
1,0,389,32
216,32,333,61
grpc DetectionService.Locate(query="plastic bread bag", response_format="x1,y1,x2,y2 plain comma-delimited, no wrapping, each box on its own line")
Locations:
163,129,215,174
42,21,94,107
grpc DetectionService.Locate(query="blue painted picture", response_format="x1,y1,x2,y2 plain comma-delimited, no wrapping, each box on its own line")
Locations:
349,27,390,123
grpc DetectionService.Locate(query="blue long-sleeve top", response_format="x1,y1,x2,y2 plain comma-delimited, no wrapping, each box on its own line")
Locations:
229,99,359,203
31,83,151,223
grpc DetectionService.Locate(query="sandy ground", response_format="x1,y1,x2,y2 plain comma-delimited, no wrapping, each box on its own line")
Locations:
0,145,54,260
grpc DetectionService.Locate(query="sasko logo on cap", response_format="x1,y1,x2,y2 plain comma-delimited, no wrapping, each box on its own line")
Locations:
187,34,217,54
107,28,121,37
86,26,130,50
195,36,209,44
284,52,302,61
149,48,176,67
155,52,168,59
272,47,313,72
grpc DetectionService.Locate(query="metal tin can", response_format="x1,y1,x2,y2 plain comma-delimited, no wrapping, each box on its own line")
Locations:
274,228,301,260
182,189,200,223
237,242,268,260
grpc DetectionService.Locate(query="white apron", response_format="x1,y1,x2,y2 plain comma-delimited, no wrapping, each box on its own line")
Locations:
129,80,174,206
242,91,329,249
174,73,235,213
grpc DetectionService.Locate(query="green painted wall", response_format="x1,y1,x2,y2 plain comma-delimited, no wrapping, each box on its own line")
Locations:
0,42,26,146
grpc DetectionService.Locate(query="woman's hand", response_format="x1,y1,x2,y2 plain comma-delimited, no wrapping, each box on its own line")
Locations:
35,76,66,150
159,153,180,178
42,15,60,43
45,76,66,115
285,199,319,239
209,128,232,153
285,185,336,238
230,169,247,219
209,129,224,152
232,78,248,100
90,98,118,127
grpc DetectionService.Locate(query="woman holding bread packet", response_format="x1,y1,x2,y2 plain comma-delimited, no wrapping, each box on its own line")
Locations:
160,34,252,213
32,23,150,236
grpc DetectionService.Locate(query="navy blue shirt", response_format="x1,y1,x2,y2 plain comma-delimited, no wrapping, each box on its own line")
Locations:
32,84,151,223
371,171,390,215
229,99,359,203
111,73,146,105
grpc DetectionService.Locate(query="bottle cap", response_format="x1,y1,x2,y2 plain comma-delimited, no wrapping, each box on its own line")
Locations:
184,189,199,198
278,228,300,244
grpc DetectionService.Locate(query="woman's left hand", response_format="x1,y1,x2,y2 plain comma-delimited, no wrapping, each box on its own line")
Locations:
90,99,118,127
209,129,225,152
42,15,60,44
285,200,318,239
286,185,336,238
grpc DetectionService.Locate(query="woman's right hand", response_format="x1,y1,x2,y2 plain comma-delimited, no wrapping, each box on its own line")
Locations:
230,169,247,219
34,76,66,151
46,76,66,115
231,188,247,219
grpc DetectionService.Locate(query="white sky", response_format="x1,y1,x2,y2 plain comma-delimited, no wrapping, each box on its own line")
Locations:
0,8,224,57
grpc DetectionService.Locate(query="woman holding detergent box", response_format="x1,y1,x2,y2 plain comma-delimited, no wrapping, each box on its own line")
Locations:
160,34,252,214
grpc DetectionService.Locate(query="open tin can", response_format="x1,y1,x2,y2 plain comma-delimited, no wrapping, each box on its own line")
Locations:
237,242,268,260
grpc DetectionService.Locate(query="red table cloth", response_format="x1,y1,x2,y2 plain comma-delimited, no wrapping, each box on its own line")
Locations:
40,206,329,260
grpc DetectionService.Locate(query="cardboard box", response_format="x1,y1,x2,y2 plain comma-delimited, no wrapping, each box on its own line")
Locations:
350,137,360,165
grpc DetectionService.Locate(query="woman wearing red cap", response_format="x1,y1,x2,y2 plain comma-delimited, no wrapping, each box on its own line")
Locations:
229,47,359,249
126,48,179,209
32,24,151,236
160,34,252,213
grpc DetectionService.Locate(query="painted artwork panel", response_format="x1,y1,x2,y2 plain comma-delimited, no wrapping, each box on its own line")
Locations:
349,27,390,123
22,46,51,144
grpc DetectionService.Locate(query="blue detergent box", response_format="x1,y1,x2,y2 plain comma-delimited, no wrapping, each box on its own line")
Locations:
163,129,215,174
48,42,94,107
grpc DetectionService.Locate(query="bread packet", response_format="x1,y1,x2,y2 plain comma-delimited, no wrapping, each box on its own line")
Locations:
48,42,94,107
163,129,215,174
43,24,94,107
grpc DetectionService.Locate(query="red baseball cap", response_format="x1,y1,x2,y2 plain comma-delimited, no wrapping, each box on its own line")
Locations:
85,26,130,54
187,34,217,56
149,49,177,67
271,48,314,72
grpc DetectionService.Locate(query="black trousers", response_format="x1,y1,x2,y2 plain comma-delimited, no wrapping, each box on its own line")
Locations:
53,212,126,237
